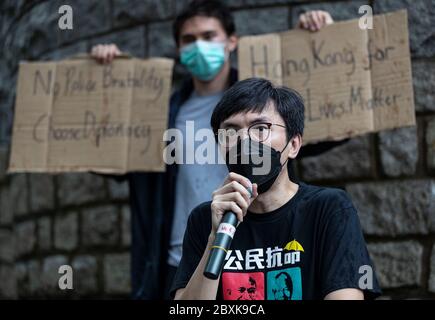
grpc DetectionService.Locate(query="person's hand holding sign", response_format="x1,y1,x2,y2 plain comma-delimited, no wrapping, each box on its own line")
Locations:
90,43,122,64
298,10,334,31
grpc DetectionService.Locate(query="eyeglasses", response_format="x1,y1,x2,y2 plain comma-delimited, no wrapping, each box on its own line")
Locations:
216,122,286,147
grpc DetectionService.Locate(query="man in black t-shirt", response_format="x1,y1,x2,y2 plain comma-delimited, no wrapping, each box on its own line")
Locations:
171,78,381,300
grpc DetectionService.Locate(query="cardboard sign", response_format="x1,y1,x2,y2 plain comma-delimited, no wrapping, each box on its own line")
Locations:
8,56,174,173
238,10,415,144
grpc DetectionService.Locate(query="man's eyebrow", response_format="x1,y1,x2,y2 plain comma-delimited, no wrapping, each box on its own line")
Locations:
221,121,240,129
181,30,217,38
180,33,195,39
249,116,271,124
221,116,271,128
201,30,217,36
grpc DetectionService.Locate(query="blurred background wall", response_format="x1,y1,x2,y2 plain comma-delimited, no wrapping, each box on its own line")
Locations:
0,0,434,299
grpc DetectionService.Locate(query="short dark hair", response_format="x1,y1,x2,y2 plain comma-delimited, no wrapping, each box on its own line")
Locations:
173,0,235,46
211,78,305,140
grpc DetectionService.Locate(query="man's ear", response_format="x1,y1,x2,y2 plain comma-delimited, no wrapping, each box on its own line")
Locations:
287,134,302,160
228,34,238,52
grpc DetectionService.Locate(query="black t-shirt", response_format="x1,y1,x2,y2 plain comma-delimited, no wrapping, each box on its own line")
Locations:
171,182,381,300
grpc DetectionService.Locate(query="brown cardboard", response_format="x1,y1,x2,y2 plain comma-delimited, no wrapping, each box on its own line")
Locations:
238,10,415,144
8,56,174,173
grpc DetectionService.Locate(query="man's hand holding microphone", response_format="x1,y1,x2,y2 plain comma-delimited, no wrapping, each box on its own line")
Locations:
204,172,258,279
174,172,257,300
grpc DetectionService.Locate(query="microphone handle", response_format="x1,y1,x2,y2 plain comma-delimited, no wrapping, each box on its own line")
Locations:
203,212,238,280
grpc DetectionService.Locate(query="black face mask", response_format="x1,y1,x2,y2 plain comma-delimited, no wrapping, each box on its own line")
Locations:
225,139,290,194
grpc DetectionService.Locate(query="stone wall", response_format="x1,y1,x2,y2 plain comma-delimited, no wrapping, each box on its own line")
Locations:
0,0,434,299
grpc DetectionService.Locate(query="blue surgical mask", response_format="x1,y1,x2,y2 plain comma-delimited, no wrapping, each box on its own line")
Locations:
180,40,227,81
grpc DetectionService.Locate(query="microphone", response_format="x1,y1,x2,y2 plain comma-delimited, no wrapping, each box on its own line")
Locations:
203,186,252,280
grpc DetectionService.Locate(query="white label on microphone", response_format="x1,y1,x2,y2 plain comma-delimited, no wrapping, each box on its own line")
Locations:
217,223,236,238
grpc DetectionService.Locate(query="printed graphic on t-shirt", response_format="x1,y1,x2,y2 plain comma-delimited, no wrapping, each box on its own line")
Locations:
222,272,264,300
266,267,302,300
221,239,304,300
